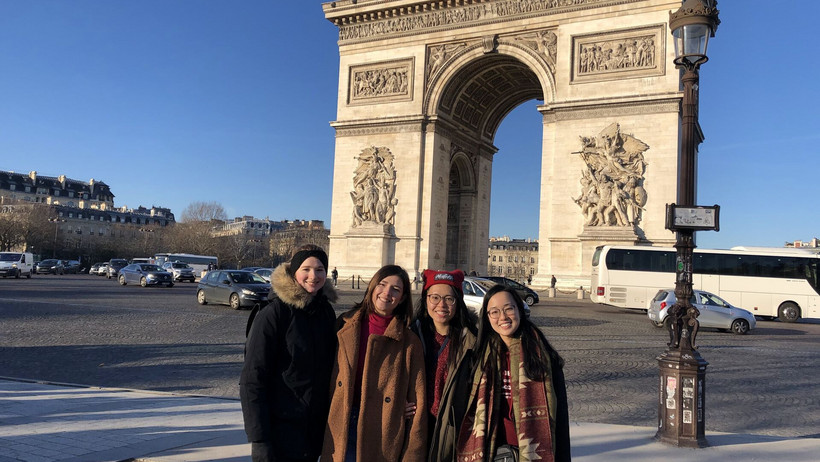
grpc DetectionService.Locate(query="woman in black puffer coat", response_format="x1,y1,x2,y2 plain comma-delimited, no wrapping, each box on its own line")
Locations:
240,245,338,462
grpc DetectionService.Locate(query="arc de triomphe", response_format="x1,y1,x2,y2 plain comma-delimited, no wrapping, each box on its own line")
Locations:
323,0,685,287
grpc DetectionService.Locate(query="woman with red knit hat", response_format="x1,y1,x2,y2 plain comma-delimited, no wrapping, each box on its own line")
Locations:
411,269,478,461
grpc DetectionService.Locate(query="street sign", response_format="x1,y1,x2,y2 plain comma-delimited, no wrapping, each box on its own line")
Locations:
665,204,720,231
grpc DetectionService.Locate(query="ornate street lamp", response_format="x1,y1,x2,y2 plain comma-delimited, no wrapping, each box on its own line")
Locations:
656,0,720,448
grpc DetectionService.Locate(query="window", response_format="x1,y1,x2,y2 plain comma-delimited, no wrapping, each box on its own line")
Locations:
492,256,496,262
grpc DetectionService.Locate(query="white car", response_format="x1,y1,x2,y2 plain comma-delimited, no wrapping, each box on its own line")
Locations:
462,276,530,317
648,289,756,335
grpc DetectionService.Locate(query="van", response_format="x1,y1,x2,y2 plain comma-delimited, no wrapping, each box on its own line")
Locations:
0,252,34,278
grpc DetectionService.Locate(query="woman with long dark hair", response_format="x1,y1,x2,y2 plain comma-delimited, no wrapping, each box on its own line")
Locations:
410,269,477,461
322,264,427,462
456,285,571,462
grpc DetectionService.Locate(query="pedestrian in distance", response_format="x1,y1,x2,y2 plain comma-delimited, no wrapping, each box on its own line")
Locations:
322,264,428,462
331,267,339,287
411,269,478,461
551,274,557,289
240,244,338,462
456,285,571,462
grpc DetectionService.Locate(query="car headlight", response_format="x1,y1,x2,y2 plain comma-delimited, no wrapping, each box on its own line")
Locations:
146,274,157,279
241,288,256,296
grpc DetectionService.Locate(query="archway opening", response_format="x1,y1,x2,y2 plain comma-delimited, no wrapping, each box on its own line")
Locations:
435,54,544,274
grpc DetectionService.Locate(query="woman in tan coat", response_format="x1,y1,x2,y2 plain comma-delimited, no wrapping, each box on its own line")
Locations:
322,264,427,462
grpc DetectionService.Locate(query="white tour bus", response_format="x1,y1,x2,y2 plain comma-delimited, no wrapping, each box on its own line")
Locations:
590,245,820,322
153,253,218,277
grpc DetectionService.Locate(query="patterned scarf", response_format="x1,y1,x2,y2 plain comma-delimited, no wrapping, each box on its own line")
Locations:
456,336,556,462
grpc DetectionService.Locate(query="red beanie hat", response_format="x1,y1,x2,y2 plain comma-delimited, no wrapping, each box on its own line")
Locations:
423,269,464,294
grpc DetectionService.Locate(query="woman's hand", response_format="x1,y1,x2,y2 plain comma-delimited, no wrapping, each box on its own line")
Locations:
405,401,417,419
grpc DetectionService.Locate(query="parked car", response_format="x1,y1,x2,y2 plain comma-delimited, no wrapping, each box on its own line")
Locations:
252,268,274,282
161,261,197,283
118,263,174,287
62,260,81,274
35,259,64,275
89,262,104,275
482,276,540,306
106,259,128,279
0,252,34,278
462,276,530,317
647,289,756,335
95,262,110,276
196,270,270,310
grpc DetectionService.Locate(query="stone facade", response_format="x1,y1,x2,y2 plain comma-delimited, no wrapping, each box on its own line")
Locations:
487,237,538,283
323,0,684,286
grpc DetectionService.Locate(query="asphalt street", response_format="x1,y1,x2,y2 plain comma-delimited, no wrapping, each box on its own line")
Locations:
1,274,818,438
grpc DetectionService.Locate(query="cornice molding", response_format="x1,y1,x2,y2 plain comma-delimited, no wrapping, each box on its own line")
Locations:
539,95,680,122
324,0,645,44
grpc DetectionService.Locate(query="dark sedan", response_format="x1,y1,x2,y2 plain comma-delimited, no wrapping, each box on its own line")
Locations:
35,259,64,275
118,264,174,287
196,270,270,310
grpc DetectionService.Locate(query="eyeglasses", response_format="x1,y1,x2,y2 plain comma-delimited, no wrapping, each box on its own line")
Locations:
487,306,517,320
427,294,457,306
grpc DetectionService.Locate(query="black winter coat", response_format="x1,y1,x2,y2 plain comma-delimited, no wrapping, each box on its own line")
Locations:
240,264,337,460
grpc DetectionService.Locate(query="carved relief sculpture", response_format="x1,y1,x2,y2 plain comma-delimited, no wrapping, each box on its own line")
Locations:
350,146,397,228
426,42,467,82
349,59,413,104
572,123,649,227
513,29,558,68
578,35,655,75
572,26,664,83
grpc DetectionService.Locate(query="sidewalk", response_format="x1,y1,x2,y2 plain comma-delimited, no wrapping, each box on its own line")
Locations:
1,378,818,462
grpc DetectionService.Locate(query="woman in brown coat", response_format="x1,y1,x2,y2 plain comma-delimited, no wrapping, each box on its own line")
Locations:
322,264,427,462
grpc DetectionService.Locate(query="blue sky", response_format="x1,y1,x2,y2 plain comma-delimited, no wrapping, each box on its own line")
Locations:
1,1,817,250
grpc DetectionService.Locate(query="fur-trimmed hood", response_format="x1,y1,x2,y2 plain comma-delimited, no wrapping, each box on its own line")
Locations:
270,263,338,308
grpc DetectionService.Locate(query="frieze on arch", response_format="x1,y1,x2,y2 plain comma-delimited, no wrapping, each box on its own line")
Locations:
572,25,665,83
349,59,414,105
350,146,398,229
325,0,631,43
572,123,649,227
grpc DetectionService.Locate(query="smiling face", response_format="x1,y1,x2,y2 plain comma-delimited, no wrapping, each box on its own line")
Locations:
371,274,405,317
294,257,326,295
426,284,457,333
486,291,521,346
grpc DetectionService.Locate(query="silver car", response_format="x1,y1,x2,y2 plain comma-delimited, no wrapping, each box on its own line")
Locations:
161,261,197,283
648,289,756,335
462,276,530,317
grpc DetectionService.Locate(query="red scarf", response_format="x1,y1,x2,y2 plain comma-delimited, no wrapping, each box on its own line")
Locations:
456,337,556,462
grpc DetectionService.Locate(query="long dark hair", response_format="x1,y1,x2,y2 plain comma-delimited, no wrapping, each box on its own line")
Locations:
477,285,563,381
348,265,413,323
412,283,478,365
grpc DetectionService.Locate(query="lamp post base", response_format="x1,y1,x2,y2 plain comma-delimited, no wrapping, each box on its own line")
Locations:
655,347,708,448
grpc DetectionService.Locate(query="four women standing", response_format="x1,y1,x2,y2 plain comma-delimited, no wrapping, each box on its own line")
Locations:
241,254,570,461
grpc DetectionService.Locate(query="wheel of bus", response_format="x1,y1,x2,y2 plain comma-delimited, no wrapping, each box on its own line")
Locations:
778,302,800,323
230,293,241,310
197,290,207,305
119,275,127,286
730,319,750,335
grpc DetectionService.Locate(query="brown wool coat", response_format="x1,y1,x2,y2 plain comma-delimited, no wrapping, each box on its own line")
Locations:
321,308,428,462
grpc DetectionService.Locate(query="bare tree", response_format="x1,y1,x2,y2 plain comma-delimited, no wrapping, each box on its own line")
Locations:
180,202,228,223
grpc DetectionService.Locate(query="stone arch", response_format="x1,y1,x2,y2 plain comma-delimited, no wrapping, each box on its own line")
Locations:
324,1,684,287
424,41,555,124
445,151,477,270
